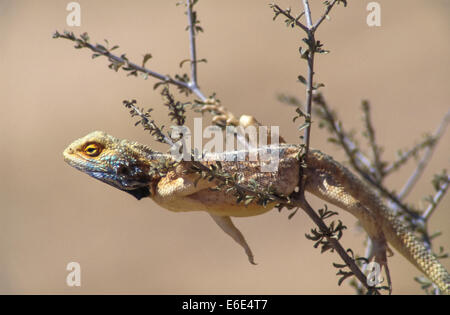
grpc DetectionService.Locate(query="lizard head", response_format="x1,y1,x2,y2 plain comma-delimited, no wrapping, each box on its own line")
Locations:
63,131,157,200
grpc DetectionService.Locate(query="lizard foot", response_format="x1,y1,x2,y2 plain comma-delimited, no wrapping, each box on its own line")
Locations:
200,102,239,127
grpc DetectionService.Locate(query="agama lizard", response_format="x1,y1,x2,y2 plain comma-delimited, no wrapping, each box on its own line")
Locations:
63,111,449,294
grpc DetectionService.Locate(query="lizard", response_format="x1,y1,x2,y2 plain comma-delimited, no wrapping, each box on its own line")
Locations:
63,111,450,294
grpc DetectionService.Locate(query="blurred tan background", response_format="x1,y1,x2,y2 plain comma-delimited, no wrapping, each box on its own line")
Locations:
0,0,449,294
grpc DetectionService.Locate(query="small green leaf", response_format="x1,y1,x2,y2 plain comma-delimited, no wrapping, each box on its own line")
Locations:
179,59,191,68
96,44,107,52
297,75,307,85
288,209,298,219
80,32,90,42
327,137,339,144
142,53,152,67
300,48,309,59
313,82,325,90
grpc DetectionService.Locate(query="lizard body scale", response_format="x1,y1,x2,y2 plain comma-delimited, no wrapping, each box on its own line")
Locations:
63,119,449,294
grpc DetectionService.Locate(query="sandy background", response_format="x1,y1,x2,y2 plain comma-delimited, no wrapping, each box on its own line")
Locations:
0,0,449,294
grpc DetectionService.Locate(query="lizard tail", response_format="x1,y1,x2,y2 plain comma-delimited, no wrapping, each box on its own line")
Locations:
304,150,449,294
380,210,450,294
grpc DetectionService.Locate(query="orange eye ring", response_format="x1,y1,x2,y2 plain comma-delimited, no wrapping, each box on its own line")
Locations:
83,143,103,157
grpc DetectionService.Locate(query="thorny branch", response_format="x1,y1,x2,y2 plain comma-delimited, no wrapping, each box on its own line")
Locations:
270,1,346,154
53,30,208,102
268,4,381,291
294,194,378,293
186,0,199,89
301,0,315,154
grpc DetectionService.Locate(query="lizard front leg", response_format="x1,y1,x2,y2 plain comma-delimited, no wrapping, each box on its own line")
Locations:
210,214,256,265
198,104,285,266
151,168,255,264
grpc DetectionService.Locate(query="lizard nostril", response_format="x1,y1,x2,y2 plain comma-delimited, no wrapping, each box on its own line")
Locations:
63,147,74,156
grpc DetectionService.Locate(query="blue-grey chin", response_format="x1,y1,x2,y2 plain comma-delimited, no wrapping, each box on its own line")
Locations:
89,171,151,200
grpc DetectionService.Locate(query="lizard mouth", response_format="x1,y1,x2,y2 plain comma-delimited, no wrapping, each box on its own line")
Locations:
120,186,151,200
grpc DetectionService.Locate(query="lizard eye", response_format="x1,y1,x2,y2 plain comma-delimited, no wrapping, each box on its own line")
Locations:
83,143,103,157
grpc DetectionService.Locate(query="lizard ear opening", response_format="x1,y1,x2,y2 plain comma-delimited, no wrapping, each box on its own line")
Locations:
124,186,150,200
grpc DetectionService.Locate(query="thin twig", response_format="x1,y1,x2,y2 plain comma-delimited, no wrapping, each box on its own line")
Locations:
302,0,313,27
398,111,450,200
362,100,384,181
312,0,338,31
54,31,208,102
313,93,374,174
383,135,437,176
271,4,308,32
186,0,198,88
422,175,449,220
124,100,176,147
301,0,314,154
